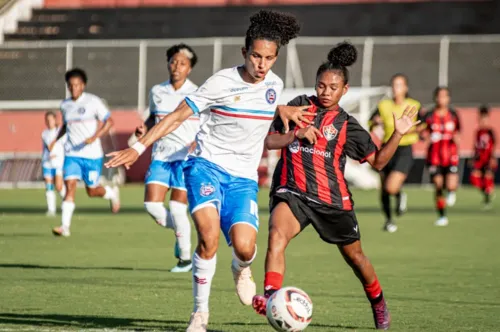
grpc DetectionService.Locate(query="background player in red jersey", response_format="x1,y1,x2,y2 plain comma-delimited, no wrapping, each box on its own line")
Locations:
252,42,420,330
470,106,497,209
420,87,461,226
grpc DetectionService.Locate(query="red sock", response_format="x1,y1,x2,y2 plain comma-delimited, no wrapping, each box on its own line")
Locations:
470,173,484,190
264,272,283,296
436,197,446,210
484,177,494,194
364,278,382,301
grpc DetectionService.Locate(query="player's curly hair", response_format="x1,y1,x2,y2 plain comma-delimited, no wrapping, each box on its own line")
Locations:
65,68,87,84
166,43,198,68
245,10,301,53
316,42,358,84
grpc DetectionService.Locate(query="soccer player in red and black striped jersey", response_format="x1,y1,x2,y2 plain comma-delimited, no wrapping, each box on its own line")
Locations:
419,87,461,226
252,42,420,330
470,106,497,209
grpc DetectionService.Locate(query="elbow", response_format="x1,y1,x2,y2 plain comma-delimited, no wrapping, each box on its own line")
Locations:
264,138,273,150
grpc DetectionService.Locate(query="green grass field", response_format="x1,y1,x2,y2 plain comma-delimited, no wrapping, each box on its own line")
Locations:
0,186,499,332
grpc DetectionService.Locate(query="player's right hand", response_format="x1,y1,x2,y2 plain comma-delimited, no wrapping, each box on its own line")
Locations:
105,148,139,170
296,126,323,144
135,124,147,138
277,105,317,133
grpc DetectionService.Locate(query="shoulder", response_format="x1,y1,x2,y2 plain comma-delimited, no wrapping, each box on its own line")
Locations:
60,97,72,108
287,94,310,107
376,99,393,112
406,98,421,108
265,70,284,88
184,79,198,92
151,81,169,94
85,93,103,103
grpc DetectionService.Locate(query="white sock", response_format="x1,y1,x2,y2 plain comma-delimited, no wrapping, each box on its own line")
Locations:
193,252,217,313
103,186,116,200
231,245,257,272
61,201,75,230
169,200,191,261
144,201,174,229
59,186,66,199
46,190,56,213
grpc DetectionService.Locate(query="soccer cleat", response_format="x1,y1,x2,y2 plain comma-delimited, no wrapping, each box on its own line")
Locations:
383,221,398,233
186,312,209,332
231,265,256,305
447,192,456,207
396,192,407,216
110,186,120,213
434,217,449,227
252,294,268,316
371,297,391,330
52,226,70,237
174,240,180,259
482,203,492,211
170,259,192,273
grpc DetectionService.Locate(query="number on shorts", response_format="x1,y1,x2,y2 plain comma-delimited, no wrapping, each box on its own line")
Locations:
88,171,99,184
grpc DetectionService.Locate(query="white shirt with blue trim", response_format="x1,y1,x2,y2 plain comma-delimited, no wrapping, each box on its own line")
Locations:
60,92,111,159
185,66,283,181
41,127,65,169
149,79,199,162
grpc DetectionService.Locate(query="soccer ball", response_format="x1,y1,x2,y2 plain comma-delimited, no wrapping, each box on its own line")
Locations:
266,287,313,331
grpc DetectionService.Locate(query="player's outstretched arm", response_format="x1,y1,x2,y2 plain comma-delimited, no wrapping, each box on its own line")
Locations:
105,101,193,169
48,124,67,151
366,106,420,170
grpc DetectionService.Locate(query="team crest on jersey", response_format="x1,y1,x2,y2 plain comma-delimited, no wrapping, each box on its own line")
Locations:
265,88,276,104
322,124,338,141
200,183,215,197
77,107,86,114
288,139,299,153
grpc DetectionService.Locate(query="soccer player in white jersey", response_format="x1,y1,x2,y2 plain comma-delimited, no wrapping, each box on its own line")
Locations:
41,111,66,216
134,44,200,272
105,11,312,331
50,68,120,237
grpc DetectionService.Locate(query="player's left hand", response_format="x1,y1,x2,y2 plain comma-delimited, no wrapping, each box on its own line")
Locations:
393,106,420,136
85,136,97,145
105,148,139,170
277,105,317,133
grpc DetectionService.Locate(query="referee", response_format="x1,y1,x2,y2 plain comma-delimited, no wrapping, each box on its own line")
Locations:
369,73,421,233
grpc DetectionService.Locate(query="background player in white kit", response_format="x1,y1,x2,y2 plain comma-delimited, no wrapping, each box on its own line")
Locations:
50,68,120,237
134,44,200,272
105,10,311,332
41,111,66,216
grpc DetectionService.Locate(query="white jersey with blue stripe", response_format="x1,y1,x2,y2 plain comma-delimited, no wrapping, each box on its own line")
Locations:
185,66,283,181
60,92,111,159
149,79,200,162
41,127,65,169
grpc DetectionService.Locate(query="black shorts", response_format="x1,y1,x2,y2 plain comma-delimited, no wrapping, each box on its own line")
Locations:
270,191,360,245
382,145,414,176
428,165,459,178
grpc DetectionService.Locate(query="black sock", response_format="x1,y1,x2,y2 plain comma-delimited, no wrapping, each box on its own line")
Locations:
381,191,392,221
436,188,446,217
485,191,491,204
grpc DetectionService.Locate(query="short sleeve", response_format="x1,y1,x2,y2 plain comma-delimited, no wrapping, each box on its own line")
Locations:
345,116,378,163
184,75,221,114
94,97,111,122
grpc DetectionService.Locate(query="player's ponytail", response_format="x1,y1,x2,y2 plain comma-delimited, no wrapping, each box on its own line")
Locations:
316,41,358,84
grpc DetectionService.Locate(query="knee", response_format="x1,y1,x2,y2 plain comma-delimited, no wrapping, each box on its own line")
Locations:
384,182,399,195
198,234,219,259
345,249,368,268
232,237,256,262
144,201,165,225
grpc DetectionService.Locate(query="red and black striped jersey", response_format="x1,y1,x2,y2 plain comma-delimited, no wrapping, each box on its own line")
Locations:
473,128,495,167
422,108,461,167
269,95,378,211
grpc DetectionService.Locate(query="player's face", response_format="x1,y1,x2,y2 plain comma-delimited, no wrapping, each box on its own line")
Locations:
168,52,192,83
435,89,450,108
392,76,408,99
45,114,56,129
242,39,278,82
315,70,348,110
67,77,85,100
479,114,489,127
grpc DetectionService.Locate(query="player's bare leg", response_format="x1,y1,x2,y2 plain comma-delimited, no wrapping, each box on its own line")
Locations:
44,177,56,217
338,241,390,330
253,202,301,316
86,185,120,213
483,170,495,209
432,174,448,226
170,188,192,272
230,223,258,305
53,179,77,237
186,206,220,332
445,172,459,207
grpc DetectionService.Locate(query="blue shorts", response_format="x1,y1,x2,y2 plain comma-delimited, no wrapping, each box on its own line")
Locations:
184,157,259,246
145,160,186,190
64,156,103,187
42,167,63,179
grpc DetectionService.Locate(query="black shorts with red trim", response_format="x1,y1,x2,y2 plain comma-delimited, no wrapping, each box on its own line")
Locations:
382,145,414,176
270,189,360,245
427,164,459,178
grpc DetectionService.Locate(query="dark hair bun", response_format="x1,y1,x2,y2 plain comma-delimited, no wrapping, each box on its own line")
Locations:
327,42,357,67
